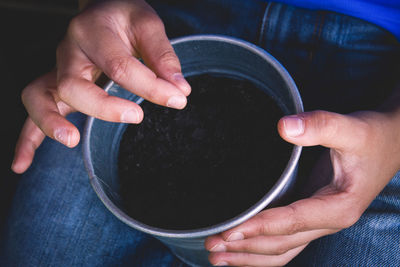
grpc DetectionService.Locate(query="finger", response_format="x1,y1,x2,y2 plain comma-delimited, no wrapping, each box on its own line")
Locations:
69,21,188,109
277,110,368,151
21,72,81,147
208,244,307,267
218,191,360,240
134,13,191,95
56,40,145,123
206,229,335,255
57,76,144,123
11,118,45,174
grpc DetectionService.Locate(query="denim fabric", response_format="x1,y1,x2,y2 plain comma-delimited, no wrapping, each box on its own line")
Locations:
0,113,186,267
1,1,400,266
291,171,400,266
152,0,400,113
268,0,400,42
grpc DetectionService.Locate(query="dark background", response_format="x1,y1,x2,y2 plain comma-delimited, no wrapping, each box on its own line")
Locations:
0,0,322,231
0,0,77,229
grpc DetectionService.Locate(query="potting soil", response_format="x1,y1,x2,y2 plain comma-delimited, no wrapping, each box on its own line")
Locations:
118,73,292,230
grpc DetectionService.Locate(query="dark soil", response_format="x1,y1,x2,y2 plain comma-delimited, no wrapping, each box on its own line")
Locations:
118,73,292,230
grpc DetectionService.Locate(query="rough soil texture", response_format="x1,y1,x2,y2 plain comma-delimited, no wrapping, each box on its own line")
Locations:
118,74,292,230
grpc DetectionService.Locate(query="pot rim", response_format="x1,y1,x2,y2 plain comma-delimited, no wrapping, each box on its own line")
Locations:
83,34,303,238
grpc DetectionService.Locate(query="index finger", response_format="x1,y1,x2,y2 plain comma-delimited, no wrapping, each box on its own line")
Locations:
56,39,145,123
219,189,360,241
66,21,188,109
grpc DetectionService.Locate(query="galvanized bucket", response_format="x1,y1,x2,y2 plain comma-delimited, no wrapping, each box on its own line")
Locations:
83,34,303,267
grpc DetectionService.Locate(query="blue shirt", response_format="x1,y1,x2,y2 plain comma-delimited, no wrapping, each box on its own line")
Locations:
273,0,400,40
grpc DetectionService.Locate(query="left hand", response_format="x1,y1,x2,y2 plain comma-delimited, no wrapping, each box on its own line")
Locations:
11,0,191,174
205,109,400,266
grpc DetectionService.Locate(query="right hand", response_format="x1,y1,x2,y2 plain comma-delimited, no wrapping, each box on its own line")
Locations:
12,0,191,174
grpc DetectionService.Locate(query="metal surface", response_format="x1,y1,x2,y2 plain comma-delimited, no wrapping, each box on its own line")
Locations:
83,34,303,267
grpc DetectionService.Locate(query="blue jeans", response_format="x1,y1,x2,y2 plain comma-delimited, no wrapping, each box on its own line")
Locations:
2,1,400,266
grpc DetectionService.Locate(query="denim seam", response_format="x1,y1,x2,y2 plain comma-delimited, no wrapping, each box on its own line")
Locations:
308,11,327,64
258,1,273,47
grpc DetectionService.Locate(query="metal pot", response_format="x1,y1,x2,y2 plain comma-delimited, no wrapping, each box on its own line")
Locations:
83,34,303,267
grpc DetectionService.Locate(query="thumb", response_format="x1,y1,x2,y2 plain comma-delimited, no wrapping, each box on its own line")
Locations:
278,110,362,150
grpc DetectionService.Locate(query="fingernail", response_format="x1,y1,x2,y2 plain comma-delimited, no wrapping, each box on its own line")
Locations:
167,95,187,109
121,109,139,123
210,243,226,252
172,73,191,95
283,115,304,137
214,262,228,266
226,232,244,242
54,128,71,146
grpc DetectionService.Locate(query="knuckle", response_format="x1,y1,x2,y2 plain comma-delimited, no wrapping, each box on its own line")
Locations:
258,207,305,235
261,223,270,236
57,77,74,100
145,85,159,100
106,56,130,82
41,114,57,132
285,205,304,235
158,49,180,69
311,110,340,140
287,221,304,235
158,49,178,63
239,241,254,253
136,11,164,33
67,16,85,40
147,13,164,31
255,216,271,236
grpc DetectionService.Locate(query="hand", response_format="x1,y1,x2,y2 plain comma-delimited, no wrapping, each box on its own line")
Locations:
205,109,400,266
11,0,190,173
